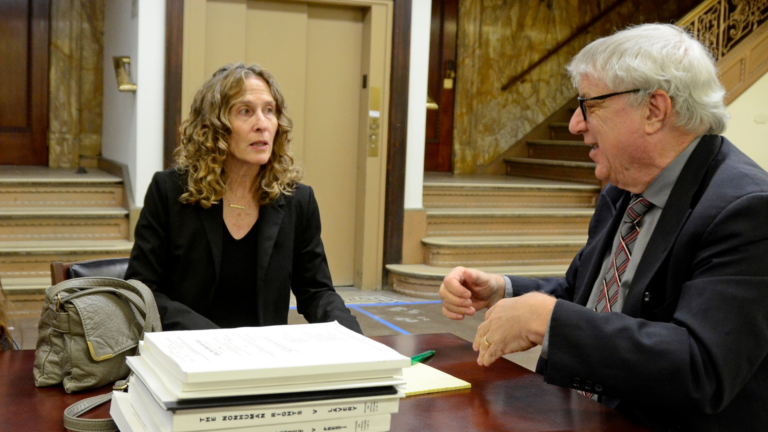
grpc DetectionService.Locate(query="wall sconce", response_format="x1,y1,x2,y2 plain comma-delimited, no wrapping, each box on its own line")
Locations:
113,56,137,92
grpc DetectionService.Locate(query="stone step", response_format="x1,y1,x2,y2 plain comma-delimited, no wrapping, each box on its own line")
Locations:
527,139,592,162
0,207,129,242
426,208,593,237
0,166,122,184
423,176,599,209
504,157,600,185
2,277,52,292
0,166,124,208
0,183,125,208
386,263,569,299
548,122,579,140
0,240,133,290
422,235,586,267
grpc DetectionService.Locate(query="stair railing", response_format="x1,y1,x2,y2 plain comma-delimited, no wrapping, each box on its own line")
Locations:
679,0,768,103
678,0,768,61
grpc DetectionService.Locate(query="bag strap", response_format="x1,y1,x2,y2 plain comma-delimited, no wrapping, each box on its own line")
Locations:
63,393,116,432
126,279,162,334
49,276,133,298
51,277,162,333
65,287,148,318
62,379,129,432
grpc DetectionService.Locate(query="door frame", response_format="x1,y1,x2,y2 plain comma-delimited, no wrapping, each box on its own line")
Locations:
163,0,409,288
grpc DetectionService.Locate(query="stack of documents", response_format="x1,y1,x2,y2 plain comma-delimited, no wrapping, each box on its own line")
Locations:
110,322,411,432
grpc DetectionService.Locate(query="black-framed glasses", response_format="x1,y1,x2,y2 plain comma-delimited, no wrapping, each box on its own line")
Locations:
577,89,641,121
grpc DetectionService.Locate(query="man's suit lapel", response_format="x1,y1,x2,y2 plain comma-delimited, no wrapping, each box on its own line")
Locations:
198,203,224,280
574,189,629,305
255,196,285,319
623,135,723,315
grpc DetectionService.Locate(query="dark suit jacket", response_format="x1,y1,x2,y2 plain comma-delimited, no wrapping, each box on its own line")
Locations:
125,169,361,334
509,136,768,431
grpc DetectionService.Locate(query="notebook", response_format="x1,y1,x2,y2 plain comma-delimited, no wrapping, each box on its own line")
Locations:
401,363,471,396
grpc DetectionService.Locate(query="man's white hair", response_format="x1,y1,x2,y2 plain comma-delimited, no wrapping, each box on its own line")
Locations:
567,23,728,135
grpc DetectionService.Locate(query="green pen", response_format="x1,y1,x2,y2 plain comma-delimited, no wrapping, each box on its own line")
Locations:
410,350,435,365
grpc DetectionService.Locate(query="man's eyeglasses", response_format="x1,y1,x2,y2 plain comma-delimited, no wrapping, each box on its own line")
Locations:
577,89,641,121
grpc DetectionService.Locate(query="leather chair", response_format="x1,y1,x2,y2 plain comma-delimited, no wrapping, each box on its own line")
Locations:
50,258,130,285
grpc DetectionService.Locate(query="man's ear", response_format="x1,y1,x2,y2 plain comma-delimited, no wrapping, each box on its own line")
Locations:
645,89,672,134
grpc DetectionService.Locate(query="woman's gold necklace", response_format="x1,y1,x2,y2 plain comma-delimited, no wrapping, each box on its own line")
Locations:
226,196,247,210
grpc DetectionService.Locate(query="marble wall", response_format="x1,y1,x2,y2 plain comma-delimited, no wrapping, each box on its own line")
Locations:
48,0,105,168
453,0,700,173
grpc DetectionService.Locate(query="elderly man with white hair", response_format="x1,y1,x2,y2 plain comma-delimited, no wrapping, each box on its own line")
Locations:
440,23,768,431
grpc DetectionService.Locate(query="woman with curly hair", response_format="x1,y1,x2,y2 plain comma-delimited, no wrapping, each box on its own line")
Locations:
125,63,361,333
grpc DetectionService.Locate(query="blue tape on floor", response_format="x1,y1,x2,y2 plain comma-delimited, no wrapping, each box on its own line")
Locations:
352,300,441,307
289,300,440,310
347,305,411,335
288,300,442,335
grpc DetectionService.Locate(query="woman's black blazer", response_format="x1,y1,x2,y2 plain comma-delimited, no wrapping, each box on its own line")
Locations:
125,168,361,333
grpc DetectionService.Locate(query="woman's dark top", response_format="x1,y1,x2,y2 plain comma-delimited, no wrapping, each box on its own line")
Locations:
124,168,361,334
207,222,261,328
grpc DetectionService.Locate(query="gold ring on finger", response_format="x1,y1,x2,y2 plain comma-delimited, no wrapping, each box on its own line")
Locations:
483,336,491,347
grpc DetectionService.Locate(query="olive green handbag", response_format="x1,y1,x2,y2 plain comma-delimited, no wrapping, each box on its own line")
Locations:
33,277,162,431
34,276,162,392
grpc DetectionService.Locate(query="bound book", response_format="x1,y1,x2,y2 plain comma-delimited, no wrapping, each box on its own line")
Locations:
128,355,400,411
111,391,149,432
140,322,410,385
113,390,393,432
135,343,405,398
139,342,404,392
129,374,402,432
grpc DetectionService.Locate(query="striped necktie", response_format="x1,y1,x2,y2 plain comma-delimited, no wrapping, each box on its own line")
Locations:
594,194,653,313
581,194,652,400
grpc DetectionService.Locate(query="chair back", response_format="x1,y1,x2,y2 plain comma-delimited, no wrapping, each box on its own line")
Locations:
0,269,18,350
50,258,130,285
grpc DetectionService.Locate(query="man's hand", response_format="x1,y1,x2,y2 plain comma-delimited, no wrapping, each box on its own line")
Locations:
473,292,556,366
439,267,506,320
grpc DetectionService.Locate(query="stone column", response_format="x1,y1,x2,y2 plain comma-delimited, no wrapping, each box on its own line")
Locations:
48,0,104,168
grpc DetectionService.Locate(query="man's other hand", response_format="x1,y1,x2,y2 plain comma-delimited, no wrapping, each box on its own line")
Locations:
439,267,506,320
473,292,556,366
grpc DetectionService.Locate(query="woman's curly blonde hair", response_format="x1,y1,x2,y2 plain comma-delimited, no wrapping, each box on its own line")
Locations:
175,63,301,208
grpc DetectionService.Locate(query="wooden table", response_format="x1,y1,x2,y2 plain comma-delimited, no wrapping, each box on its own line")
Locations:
0,333,651,431
384,333,651,431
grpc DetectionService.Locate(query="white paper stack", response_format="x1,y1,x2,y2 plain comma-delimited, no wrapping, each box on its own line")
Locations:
110,322,410,432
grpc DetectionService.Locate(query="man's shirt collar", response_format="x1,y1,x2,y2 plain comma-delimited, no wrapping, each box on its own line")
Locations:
641,135,703,210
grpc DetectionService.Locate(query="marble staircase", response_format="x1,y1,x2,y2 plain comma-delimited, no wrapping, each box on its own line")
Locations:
0,166,133,292
387,174,600,298
503,100,600,185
